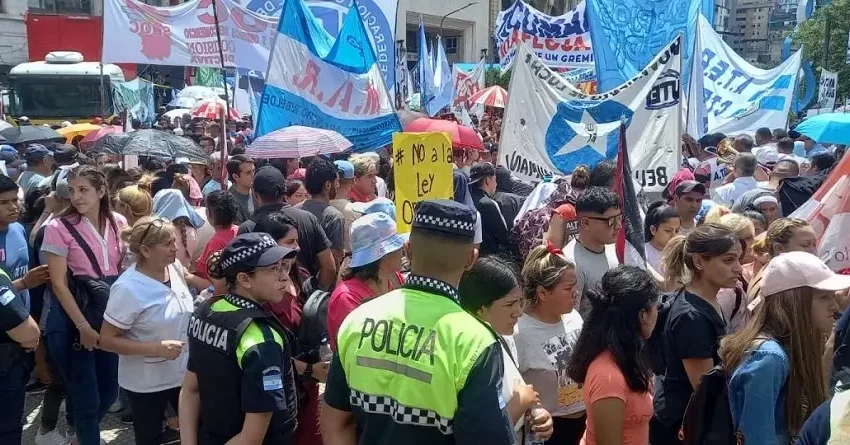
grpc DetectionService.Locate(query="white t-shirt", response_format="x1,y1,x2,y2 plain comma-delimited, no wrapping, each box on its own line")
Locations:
513,311,585,417
104,262,194,393
645,242,664,274
564,239,619,317
500,335,525,441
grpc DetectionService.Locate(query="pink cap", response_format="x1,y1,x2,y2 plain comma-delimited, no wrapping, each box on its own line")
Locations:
751,252,850,308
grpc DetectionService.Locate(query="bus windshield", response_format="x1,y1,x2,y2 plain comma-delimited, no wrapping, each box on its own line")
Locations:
8,76,113,119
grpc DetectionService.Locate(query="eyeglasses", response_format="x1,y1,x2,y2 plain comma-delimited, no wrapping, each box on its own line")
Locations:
584,213,623,229
252,260,293,280
140,218,167,244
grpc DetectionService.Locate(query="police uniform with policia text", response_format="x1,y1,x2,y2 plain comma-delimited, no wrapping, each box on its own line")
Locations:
0,267,35,443
186,233,299,445
325,199,515,445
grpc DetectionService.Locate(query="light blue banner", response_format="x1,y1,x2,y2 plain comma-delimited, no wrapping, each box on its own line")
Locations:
586,0,699,92
256,0,400,150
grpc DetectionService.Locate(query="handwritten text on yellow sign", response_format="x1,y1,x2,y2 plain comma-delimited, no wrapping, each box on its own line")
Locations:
392,132,454,233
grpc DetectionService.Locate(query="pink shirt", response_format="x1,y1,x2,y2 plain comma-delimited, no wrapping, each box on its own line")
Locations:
195,225,239,279
326,272,403,350
41,213,128,276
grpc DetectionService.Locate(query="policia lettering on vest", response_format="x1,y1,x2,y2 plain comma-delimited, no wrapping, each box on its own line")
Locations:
179,232,300,445
322,199,516,445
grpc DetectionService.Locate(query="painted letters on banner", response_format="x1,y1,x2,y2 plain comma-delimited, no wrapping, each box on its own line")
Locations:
586,0,699,93
451,59,485,116
113,78,156,126
256,0,400,150
494,0,593,71
499,37,682,193
818,69,838,110
392,132,454,233
102,0,276,71
239,0,399,95
687,15,801,137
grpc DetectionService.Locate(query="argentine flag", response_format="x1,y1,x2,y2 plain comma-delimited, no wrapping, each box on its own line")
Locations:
255,0,400,151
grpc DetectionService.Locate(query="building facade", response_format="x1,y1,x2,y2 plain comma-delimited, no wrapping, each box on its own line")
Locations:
733,0,774,64
0,0,28,76
399,0,492,65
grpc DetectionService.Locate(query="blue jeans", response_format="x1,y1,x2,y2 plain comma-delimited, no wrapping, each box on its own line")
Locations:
0,348,34,444
46,330,119,445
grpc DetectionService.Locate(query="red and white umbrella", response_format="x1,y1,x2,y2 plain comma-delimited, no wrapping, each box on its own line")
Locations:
190,99,240,121
467,86,509,108
246,126,352,158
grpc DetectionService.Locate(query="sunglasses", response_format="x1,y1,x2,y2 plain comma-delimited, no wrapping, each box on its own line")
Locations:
140,218,167,244
584,213,623,229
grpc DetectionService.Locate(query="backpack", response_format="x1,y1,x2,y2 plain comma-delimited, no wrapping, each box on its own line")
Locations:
647,289,684,376
297,276,331,360
681,365,738,445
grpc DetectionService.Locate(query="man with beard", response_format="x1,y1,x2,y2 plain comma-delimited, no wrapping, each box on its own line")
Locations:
299,157,346,266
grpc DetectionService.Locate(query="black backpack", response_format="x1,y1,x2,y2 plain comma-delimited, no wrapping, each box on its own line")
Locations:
681,365,738,445
297,276,331,361
647,289,683,376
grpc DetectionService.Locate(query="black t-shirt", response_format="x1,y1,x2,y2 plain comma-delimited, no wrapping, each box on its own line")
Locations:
0,272,28,344
653,290,727,425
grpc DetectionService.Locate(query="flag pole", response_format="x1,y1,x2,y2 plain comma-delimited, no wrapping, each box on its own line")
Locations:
211,0,232,187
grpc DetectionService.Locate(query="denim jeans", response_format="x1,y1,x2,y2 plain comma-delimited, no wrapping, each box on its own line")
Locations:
0,349,34,444
46,330,119,445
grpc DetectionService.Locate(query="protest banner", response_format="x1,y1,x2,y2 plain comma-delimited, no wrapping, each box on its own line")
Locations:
102,0,276,72
499,37,682,194
392,132,454,233
587,0,699,93
494,0,593,71
818,69,837,110
686,15,801,137
451,59,485,117
113,78,156,125
256,0,400,150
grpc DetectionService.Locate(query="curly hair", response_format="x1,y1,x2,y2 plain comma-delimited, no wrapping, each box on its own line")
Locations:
204,190,240,227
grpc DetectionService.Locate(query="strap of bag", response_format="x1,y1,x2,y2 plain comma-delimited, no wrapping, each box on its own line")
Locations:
59,218,105,278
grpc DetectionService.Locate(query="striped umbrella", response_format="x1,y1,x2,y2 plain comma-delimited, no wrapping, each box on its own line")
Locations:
190,99,240,121
467,85,509,108
247,126,352,159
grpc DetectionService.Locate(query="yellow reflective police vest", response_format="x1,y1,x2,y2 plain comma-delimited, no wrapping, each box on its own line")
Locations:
336,286,497,435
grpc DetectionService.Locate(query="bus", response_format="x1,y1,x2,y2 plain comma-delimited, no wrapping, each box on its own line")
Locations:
6,51,125,126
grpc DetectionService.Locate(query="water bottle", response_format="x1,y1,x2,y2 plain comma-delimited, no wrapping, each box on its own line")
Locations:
525,407,546,445
319,334,333,362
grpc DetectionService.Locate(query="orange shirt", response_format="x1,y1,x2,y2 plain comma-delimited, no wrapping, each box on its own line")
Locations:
580,351,653,445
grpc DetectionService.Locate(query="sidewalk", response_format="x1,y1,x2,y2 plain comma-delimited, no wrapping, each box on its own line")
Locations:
23,391,136,445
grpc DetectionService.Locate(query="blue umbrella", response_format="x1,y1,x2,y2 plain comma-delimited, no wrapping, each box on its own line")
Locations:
795,113,850,144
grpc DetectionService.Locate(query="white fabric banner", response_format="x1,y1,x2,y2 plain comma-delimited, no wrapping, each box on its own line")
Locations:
451,59,485,117
687,15,801,137
102,0,276,71
494,0,593,71
499,37,682,193
818,69,837,110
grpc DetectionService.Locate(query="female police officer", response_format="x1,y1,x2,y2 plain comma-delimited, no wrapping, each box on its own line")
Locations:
178,232,300,445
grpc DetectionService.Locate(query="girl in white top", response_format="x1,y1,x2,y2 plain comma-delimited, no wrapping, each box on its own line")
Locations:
99,217,194,445
643,201,680,278
458,256,554,444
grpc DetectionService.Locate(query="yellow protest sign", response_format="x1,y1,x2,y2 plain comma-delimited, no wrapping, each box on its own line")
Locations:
392,132,454,233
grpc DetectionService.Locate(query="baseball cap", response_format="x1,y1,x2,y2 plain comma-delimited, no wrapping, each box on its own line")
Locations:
335,160,355,179
220,232,298,274
349,212,405,268
674,180,706,197
755,148,779,166
0,145,17,163
752,252,850,307
24,144,53,163
52,144,77,165
469,162,496,184
253,166,285,198
412,199,477,240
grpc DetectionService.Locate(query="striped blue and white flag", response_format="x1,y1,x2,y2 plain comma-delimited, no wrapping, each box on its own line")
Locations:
255,0,400,151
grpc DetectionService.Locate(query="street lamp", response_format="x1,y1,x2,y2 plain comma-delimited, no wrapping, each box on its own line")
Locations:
439,2,478,38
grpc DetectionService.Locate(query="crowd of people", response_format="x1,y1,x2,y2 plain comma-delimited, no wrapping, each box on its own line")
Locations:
0,116,847,445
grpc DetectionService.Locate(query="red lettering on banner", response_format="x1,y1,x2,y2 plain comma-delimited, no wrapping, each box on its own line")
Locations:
197,0,229,25
361,81,380,115
325,82,353,112
515,32,590,53
292,60,321,96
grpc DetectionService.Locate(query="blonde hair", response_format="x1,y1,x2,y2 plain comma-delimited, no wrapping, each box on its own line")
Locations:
718,213,755,240
766,218,811,257
121,216,175,257
521,244,575,306
350,155,377,178
719,286,828,436
703,205,732,224
115,185,152,224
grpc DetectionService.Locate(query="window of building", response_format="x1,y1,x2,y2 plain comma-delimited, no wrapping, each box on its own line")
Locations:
445,37,458,54
29,0,92,14
0,0,5,13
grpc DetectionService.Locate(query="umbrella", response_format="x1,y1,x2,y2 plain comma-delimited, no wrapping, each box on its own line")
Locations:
171,96,199,109
90,129,208,163
164,109,191,120
177,86,219,101
795,113,850,145
190,99,240,121
247,126,352,158
79,125,124,150
0,126,63,145
467,86,508,108
58,123,102,143
404,118,484,150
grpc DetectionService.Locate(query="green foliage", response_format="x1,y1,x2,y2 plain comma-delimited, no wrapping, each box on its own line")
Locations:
794,0,850,103
485,68,512,89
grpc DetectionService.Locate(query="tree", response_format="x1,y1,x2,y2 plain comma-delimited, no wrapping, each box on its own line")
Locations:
485,68,511,89
794,0,850,104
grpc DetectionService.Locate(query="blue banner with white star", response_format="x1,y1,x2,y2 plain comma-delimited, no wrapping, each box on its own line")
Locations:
499,36,682,193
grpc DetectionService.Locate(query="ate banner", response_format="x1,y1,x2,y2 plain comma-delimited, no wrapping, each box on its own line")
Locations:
102,0,277,71
499,36,682,193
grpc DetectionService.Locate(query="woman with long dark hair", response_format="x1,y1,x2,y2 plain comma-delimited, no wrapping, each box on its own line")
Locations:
42,165,128,445
567,266,659,445
643,201,680,275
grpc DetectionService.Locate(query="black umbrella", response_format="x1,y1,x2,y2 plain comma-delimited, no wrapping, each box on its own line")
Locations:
91,129,208,164
0,126,63,145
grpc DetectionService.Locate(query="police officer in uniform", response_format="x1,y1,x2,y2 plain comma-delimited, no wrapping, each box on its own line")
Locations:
179,233,300,445
322,199,515,445
0,266,40,443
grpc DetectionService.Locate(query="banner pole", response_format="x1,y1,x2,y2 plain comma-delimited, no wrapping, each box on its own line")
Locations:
211,0,232,188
